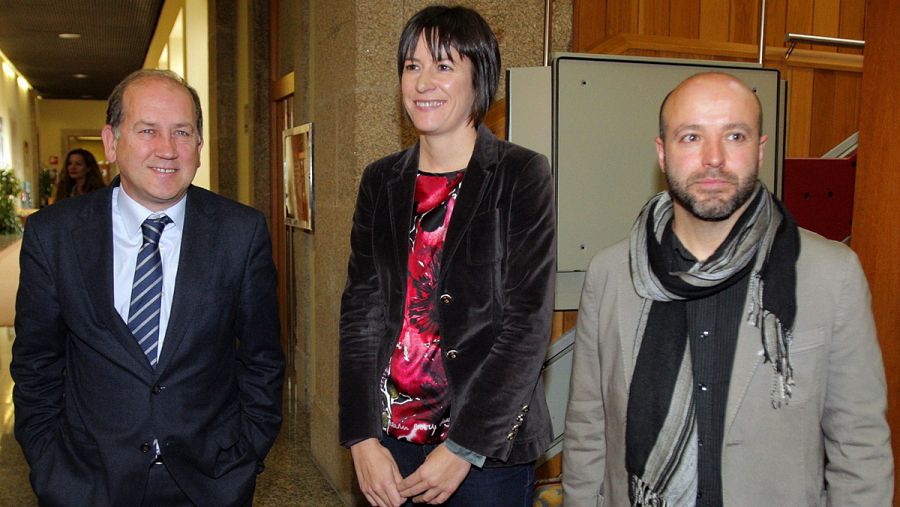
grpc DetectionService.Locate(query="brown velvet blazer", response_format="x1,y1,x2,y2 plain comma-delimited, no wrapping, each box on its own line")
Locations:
339,125,556,465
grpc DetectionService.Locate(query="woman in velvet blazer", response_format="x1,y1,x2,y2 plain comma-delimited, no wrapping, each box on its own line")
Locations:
339,6,555,507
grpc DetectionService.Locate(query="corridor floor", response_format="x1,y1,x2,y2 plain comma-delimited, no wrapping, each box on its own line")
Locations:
0,328,344,507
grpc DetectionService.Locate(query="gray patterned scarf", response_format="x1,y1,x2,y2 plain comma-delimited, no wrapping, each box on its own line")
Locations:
625,183,799,506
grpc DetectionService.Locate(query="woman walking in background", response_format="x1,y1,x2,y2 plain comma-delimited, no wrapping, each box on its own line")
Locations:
53,148,105,202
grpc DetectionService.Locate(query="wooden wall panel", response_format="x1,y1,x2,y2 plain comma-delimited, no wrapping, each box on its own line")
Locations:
576,0,860,52
764,0,789,47
669,0,700,38
785,0,815,49
837,0,865,54
808,70,837,155
785,67,814,157
807,70,860,156
812,0,841,52
640,0,671,36
574,0,608,54
606,0,640,35
829,71,860,142
851,0,900,497
729,0,760,44
699,0,731,41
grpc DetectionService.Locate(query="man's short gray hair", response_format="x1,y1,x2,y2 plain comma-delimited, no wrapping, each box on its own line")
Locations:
106,69,203,142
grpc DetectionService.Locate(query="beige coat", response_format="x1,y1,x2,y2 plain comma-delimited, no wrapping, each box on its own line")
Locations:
563,229,893,506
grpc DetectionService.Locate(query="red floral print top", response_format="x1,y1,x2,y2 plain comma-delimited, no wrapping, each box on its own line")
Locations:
381,169,465,444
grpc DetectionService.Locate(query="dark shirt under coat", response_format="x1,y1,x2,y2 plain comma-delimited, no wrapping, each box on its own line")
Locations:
667,225,749,507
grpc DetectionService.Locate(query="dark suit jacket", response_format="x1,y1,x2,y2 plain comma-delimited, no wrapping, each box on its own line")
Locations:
339,125,556,465
11,183,284,506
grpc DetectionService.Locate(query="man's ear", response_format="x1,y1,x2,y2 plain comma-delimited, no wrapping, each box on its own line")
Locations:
101,125,118,163
757,134,768,167
655,137,666,173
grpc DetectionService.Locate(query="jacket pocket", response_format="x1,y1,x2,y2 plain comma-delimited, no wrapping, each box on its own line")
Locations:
210,408,258,479
467,209,501,265
31,421,103,506
784,327,826,405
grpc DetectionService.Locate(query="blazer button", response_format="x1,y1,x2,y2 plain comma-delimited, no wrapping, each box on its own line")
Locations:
446,349,459,360
506,430,517,440
151,385,163,394
440,294,453,305
140,442,152,453
521,404,529,413
516,414,525,422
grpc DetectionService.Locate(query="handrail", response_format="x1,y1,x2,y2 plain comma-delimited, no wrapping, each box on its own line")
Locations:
784,33,865,58
587,33,863,73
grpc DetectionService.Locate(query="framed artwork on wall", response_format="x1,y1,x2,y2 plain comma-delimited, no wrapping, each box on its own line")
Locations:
282,123,313,231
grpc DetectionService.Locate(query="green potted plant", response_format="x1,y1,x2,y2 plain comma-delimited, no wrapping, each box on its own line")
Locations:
0,169,23,235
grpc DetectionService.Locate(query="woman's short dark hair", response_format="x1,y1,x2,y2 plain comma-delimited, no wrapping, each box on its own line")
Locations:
397,5,500,127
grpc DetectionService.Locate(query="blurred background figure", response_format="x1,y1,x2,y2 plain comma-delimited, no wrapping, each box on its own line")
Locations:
53,148,105,202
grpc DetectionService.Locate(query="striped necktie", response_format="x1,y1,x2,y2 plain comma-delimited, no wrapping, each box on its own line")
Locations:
128,215,172,368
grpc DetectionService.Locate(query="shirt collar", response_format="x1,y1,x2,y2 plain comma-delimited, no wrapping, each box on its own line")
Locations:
114,186,187,236
664,220,698,269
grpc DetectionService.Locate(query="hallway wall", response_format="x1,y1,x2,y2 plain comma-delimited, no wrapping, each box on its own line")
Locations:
35,99,107,181
281,1,573,503
0,59,37,203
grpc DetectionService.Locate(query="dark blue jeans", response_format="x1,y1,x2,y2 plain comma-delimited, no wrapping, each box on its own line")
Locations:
381,436,535,507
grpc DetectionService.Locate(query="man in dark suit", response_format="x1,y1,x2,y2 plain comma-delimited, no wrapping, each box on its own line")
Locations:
11,69,284,506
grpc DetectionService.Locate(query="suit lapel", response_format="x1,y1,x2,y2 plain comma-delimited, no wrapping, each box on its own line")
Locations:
619,282,649,387
383,125,497,290
724,307,765,435
439,125,496,283
385,149,418,278
71,185,155,376
155,187,215,374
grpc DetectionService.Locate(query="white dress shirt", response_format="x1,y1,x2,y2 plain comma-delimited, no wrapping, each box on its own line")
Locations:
112,186,185,361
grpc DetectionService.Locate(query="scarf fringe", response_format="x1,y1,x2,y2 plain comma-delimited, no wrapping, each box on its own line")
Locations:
630,475,668,507
748,272,795,408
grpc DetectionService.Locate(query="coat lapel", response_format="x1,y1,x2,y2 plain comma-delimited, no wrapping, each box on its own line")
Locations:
71,185,155,376
439,125,497,282
724,308,765,435
619,284,649,387
383,125,498,289
385,149,418,278
155,187,216,374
